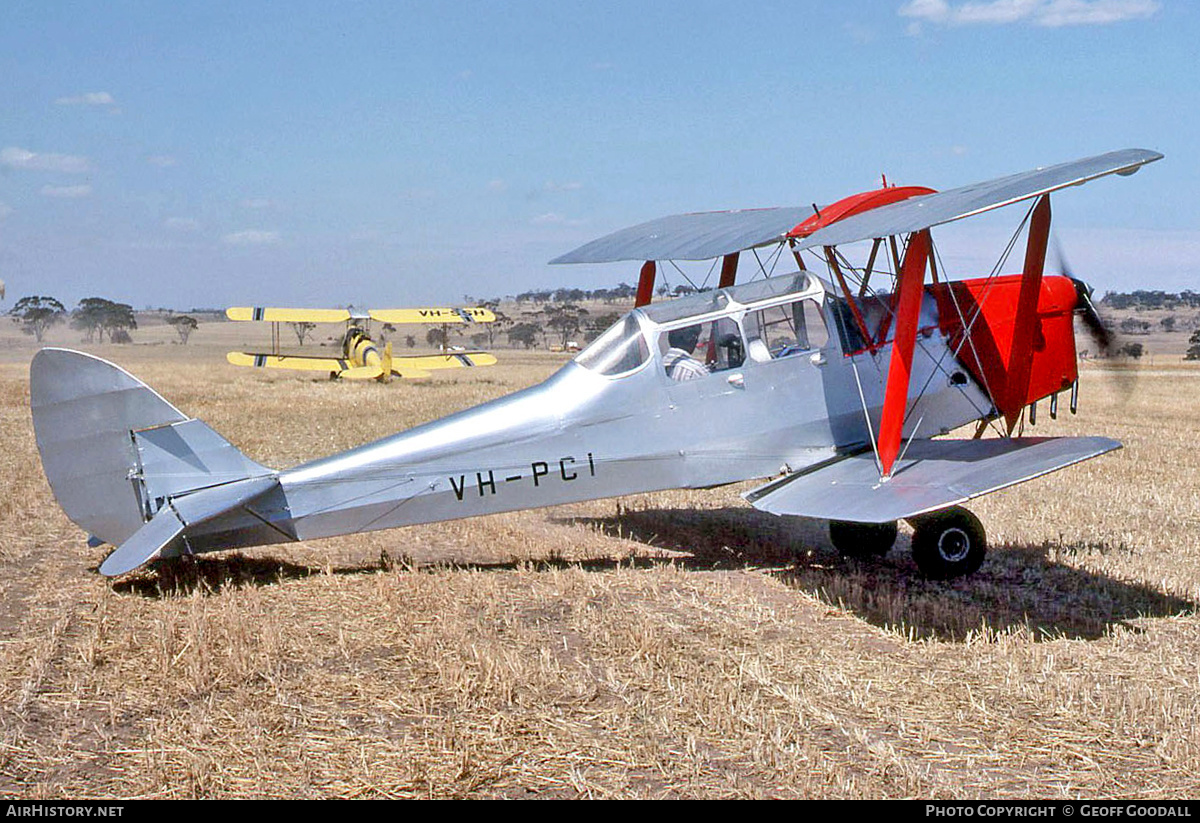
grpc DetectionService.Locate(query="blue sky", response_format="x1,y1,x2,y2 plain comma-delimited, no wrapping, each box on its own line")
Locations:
0,0,1193,310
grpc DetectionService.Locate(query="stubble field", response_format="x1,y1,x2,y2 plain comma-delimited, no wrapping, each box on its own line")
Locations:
1,319,1199,799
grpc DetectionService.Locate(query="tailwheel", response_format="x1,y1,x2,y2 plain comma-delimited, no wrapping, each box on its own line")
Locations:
908,506,986,580
830,520,898,558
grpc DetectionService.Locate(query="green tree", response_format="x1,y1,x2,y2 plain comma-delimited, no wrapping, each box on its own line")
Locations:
71,298,137,343
289,321,316,346
544,303,588,348
1185,330,1200,361
168,314,199,344
585,311,623,342
507,322,540,349
9,296,66,342
481,300,510,348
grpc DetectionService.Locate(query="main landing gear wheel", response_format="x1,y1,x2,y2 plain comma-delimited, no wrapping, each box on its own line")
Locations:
830,520,898,558
908,506,987,580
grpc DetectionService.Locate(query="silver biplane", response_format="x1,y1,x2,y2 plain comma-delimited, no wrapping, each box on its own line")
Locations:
30,149,1160,579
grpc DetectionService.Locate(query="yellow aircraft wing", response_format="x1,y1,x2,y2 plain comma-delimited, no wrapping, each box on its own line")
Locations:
226,352,432,379
395,352,498,370
226,307,352,323
369,307,496,324
227,306,495,324
227,351,352,371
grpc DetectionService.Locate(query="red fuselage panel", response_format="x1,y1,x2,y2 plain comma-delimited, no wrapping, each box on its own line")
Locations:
929,274,1079,418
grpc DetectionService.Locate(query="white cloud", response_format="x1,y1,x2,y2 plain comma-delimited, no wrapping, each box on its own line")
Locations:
147,155,177,168
239,198,272,209
41,184,92,199
899,0,1159,27
1,146,90,173
1037,0,1159,25
165,217,201,231
544,180,583,192
223,230,280,245
531,212,586,227
55,91,116,106
487,179,507,193
0,202,12,220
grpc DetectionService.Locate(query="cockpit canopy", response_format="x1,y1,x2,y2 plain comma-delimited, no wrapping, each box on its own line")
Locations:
573,272,826,378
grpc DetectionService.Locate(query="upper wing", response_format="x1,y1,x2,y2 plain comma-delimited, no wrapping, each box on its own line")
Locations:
549,207,817,264
226,307,353,323
549,148,1161,264
745,436,1121,524
793,148,1162,250
369,308,496,324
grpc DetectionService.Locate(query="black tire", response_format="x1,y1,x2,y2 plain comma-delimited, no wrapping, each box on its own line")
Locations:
909,506,986,580
830,520,898,558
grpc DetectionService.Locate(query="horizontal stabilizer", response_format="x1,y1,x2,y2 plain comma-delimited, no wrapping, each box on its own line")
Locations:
339,365,387,380
99,475,280,577
99,505,185,576
745,436,1121,524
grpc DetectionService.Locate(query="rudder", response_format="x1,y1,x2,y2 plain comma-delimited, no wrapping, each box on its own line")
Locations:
30,348,273,551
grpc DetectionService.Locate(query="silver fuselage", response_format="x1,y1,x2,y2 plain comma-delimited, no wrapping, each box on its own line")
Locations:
182,275,992,554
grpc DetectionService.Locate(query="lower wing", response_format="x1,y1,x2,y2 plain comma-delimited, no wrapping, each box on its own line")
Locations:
745,436,1121,523
393,352,498,371
226,351,432,379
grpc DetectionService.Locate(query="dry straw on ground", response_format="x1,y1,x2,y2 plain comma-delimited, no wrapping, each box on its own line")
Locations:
1,323,1199,798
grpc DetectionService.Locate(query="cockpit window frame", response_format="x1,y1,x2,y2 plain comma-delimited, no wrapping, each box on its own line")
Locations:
572,312,654,379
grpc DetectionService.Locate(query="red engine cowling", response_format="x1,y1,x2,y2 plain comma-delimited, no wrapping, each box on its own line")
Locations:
929,274,1079,421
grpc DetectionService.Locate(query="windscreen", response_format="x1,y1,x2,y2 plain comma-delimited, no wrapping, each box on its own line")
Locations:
574,314,650,376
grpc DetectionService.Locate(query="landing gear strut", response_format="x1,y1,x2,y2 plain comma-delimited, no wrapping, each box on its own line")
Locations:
908,506,987,580
830,520,898,558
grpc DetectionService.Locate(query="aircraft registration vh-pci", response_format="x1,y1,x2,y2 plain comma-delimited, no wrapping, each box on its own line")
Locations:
30,148,1161,579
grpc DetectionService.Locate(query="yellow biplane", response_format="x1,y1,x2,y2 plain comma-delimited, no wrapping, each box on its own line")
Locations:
225,306,498,381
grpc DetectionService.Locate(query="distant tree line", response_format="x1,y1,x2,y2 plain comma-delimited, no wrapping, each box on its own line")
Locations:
512,284,639,304
1101,290,1200,310
7,295,200,344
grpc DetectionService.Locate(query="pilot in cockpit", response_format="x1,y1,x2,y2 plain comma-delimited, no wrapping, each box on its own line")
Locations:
662,325,708,381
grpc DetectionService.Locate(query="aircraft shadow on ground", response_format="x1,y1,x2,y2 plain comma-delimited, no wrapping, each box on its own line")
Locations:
570,506,1195,643
110,553,321,598
111,507,1193,643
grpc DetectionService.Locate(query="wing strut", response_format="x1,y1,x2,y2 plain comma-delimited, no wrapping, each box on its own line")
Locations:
635,261,656,307
877,230,931,478
1004,194,1050,433
718,253,739,288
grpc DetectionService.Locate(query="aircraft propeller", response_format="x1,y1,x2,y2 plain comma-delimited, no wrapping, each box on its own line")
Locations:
1052,236,1135,400
1052,236,1117,358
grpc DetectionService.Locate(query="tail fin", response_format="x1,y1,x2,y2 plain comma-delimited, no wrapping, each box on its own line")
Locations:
31,349,276,573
